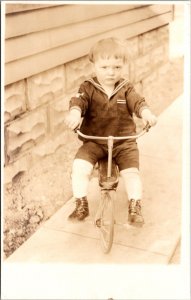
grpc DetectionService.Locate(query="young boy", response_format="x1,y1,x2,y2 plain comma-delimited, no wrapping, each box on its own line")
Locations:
64,37,157,225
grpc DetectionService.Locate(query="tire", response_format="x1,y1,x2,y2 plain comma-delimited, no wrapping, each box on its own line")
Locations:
98,191,115,254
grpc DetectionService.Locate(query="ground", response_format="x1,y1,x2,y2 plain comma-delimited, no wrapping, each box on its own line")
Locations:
3,56,184,259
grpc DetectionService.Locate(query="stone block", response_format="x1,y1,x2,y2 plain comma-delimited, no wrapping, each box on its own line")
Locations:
4,154,30,184
4,80,27,123
5,109,47,163
27,66,65,110
133,54,152,82
151,46,167,68
157,62,170,78
65,56,93,91
126,36,139,59
122,63,130,80
134,82,143,96
49,93,74,134
139,29,158,55
163,42,170,62
129,61,135,83
32,131,77,159
142,71,158,102
157,25,169,43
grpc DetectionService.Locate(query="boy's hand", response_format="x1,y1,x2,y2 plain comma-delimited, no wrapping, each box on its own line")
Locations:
64,109,81,130
141,108,157,127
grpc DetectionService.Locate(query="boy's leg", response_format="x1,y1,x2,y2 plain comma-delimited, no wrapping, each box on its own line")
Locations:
113,141,144,226
120,167,142,200
120,168,144,225
69,142,106,221
72,159,93,199
68,158,93,221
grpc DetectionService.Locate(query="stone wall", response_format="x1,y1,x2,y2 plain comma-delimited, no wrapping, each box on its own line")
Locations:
4,4,173,184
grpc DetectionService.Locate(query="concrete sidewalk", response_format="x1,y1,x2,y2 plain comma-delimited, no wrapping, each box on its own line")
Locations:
2,95,183,297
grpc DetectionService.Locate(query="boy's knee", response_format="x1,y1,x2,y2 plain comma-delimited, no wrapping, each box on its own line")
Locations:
120,167,140,176
72,159,93,176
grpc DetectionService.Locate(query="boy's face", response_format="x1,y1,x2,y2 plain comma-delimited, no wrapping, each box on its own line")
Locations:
93,57,124,87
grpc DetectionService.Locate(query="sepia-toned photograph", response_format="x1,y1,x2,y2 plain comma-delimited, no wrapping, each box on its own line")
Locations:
1,1,190,299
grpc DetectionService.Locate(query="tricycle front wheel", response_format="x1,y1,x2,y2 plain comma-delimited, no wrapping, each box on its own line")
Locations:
97,191,115,254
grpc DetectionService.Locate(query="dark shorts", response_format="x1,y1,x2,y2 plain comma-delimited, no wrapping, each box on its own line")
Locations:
75,140,139,171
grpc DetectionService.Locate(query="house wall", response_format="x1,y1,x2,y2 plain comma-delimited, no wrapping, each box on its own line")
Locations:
4,3,173,183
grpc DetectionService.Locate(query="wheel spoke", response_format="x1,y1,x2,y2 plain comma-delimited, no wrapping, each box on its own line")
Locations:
98,191,115,253
101,226,109,234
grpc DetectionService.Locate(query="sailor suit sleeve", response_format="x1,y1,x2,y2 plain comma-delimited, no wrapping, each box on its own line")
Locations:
125,83,149,118
69,82,90,116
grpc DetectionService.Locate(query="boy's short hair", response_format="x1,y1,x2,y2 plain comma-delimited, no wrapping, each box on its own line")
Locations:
89,37,127,63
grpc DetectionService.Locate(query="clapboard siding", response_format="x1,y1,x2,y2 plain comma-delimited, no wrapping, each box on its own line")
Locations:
5,4,56,14
5,12,172,85
5,4,173,85
5,4,139,38
5,5,172,63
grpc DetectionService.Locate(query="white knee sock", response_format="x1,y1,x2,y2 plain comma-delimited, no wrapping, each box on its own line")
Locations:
120,168,142,200
72,159,94,198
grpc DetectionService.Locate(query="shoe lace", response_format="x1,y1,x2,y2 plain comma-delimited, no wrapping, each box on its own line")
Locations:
78,199,89,214
135,200,142,215
129,199,136,214
73,199,81,212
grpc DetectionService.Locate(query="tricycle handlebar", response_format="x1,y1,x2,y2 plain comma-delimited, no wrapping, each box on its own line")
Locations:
75,122,151,140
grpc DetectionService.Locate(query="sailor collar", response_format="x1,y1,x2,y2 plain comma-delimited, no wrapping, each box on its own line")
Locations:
86,77,129,99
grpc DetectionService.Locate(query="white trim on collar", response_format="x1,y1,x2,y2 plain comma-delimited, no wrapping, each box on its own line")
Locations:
86,78,129,99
